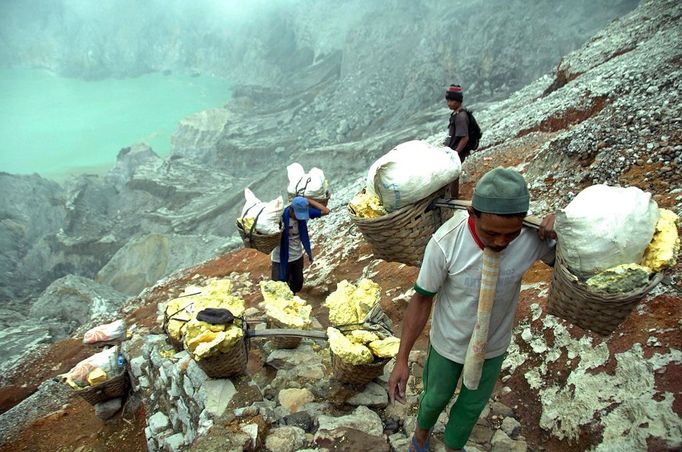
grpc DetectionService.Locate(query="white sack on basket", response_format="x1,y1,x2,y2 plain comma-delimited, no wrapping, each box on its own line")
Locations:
366,140,460,212
555,185,659,277
83,319,126,344
240,188,283,235
287,163,328,199
64,346,119,387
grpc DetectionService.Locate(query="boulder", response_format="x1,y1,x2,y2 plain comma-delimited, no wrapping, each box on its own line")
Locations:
28,274,128,328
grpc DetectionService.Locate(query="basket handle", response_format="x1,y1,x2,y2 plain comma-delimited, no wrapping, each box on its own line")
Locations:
295,177,312,196
247,207,267,239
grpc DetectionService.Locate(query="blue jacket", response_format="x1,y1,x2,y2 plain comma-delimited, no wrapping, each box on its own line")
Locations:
278,206,322,280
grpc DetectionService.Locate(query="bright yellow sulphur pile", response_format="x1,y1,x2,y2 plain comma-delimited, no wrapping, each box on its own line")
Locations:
324,279,381,326
164,278,246,343
183,319,244,361
641,208,679,272
327,327,400,364
349,191,387,219
259,281,312,329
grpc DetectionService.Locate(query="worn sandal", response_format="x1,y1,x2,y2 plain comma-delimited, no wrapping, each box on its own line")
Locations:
408,428,432,452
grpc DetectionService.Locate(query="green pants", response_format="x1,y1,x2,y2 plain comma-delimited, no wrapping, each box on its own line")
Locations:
417,345,505,449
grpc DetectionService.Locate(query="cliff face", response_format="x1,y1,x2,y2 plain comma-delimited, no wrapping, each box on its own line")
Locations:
0,0,640,305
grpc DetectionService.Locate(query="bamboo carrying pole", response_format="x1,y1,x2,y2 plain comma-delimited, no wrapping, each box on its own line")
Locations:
246,328,328,340
429,199,543,229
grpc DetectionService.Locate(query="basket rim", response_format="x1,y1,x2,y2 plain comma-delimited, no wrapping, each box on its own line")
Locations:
74,369,127,393
330,349,391,367
348,186,447,223
235,221,282,238
555,250,664,300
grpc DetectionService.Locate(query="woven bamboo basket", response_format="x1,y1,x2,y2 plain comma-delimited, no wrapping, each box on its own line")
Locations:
267,318,303,349
196,338,249,379
76,371,130,406
195,319,250,379
547,249,664,336
330,352,390,386
287,192,331,207
348,186,449,267
236,221,281,254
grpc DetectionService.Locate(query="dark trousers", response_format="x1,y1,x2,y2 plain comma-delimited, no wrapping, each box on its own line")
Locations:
271,256,305,294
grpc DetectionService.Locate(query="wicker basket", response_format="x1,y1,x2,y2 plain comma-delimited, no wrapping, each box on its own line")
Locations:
330,352,390,386
287,192,331,207
547,249,664,336
196,338,249,379
348,186,449,267
236,220,281,254
195,319,250,379
76,371,130,406
267,318,303,349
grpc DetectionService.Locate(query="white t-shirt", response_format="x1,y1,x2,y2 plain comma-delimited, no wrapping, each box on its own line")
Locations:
416,211,555,363
271,220,304,263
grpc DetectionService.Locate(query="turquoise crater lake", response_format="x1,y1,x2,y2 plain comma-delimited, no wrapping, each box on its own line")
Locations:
0,68,231,178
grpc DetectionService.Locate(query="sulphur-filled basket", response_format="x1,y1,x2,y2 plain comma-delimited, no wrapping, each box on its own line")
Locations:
330,352,389,386
547,248,664,336
329,320,394,386
195,318,250,379
267,318,302,349
76,370,130,406
348,186,449,267
236,205,282,254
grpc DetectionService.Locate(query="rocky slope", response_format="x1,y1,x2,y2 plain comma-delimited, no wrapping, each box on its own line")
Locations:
0,0,679,451
0,0,639,310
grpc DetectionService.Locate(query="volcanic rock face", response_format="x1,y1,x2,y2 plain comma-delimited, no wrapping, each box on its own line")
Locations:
28,274,128,328
0,0,640,306
96,232,239,296
0,173,66,300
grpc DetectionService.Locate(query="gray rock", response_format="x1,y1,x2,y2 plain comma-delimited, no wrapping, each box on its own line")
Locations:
240,422,260,450
149,411,171,434
0,321,53,377
346,381,388,408
491,429,517,451
316,405,384,438
0,380,72,447
28,274,127,330
171,109,231,162
96,233,230,296
469,423,495,445
265,426,307,452
490,401,514,418
159,432,186,452
197,379,237,417
95,398,123,420
282,411,314,433
266,344,323,370
107,143,161,190
502,416,521,438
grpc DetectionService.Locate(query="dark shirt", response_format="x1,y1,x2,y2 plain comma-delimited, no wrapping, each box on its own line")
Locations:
446,110,470,161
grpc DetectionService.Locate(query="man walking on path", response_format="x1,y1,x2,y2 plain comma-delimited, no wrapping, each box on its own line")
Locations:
271,196,329,294
444,84,469,199
388,167,557,451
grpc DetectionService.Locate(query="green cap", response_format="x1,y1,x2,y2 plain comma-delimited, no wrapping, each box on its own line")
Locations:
472,167,530,214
